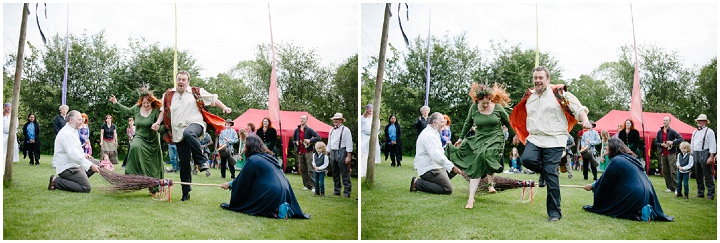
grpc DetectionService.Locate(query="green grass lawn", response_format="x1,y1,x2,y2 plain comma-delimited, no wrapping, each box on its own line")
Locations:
361,156,717,240
3,155,358,240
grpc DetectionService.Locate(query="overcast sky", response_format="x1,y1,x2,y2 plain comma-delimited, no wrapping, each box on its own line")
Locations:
3,2,358,79
361,2,717,80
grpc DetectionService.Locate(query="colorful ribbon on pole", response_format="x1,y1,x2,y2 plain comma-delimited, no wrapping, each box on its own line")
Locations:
424,5,431,107
61,4,69,105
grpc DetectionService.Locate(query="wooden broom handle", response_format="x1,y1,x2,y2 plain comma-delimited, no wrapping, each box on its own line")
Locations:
174,182,223,187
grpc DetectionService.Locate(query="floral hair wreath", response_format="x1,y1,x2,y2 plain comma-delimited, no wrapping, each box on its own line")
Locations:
136,83,155,96
468,80,511,106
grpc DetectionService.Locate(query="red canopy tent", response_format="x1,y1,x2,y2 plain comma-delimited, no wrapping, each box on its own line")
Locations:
595,110,697,173
231,108,333,170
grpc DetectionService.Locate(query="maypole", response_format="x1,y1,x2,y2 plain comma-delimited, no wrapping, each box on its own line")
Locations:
173,3,178,88
424,4,431,106
365,3,392,185
534,3,539,67
4,3,30,184
61,4,69,105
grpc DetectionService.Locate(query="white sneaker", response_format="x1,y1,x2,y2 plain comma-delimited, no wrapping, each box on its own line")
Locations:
664,189,672,193
302,187,308,190
311,188,316,193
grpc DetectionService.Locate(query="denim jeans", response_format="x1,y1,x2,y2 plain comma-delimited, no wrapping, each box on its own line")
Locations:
314,171,326,195
168,144,179,171
677,172,690,196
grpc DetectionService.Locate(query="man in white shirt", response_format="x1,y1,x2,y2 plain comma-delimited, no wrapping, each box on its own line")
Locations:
510,66,592,221
48,110,101,192
152,70,232,201
691,114,716,200
410,112,462,195
328,113,353,198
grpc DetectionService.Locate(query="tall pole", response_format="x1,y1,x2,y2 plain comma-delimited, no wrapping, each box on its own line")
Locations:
4,3,30,185
366,3,391,184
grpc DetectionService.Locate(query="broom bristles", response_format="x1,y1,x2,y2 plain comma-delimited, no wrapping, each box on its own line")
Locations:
98,168,163,193
477,176,535,192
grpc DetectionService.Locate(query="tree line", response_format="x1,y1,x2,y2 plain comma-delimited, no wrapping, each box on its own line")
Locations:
362,32,717,160
3,31,358,157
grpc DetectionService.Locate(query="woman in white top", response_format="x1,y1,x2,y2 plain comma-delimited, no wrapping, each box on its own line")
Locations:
3,103,20,163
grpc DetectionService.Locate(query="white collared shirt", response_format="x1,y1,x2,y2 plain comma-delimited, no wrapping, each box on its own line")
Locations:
328,124,353,153
691,126,717,154
525,86,588,148
162,87,217,143
53,124,94,174
414,126,454,176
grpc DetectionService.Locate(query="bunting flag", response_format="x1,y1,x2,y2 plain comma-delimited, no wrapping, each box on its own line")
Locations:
629,4,643,127
61,4,69,105
629,4,649,171
267,4,280,125
424,5,431,106
534,3,539,67
173,3,178,88
267,4,284,166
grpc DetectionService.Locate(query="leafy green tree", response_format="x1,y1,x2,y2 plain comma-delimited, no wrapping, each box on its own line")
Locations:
594,44,701,126
688,57,717,133
112,38,200,106
331,54,359,139
483,40,562,103
566,74,622,121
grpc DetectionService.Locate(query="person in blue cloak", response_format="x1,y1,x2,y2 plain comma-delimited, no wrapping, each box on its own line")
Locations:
582,137,673,221
220,135,310,219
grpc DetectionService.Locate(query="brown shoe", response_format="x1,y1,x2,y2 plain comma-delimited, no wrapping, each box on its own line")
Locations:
410,177,418,192
48,175,56,190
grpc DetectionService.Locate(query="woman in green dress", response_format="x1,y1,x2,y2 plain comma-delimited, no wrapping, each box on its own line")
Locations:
447,82,511,209
109,92,164,195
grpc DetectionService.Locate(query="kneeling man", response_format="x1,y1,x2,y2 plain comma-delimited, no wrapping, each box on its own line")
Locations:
49,110,100,192
410,112,462,194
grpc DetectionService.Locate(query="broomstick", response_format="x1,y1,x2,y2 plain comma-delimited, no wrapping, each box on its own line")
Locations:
96,167,223,202
470,175,587,204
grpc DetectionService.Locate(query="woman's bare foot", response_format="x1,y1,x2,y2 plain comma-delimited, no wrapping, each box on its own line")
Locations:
488,186,497,193
465,199,475,209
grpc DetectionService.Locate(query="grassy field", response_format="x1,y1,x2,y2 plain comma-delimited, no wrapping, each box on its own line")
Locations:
3,155,358,240
361,156,717,240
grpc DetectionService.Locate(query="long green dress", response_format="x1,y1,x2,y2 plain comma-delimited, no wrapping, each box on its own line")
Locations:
446,103,510,179
114,103,164,192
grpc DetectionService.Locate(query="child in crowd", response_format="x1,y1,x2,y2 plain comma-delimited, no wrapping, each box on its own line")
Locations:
675,142,694,199
510,147,521,173
312,142,329,196
99,153,114,171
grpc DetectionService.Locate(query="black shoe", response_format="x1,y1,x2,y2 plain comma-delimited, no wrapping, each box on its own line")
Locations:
538,178,546,188
684,194,689,199
697,194,705,198
676,192,682,197
48,175,55,190
181,193,190,201
708,196,714,200
410,177,418,192
199,162,210,172
391,163,396,167
548,216,560,222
